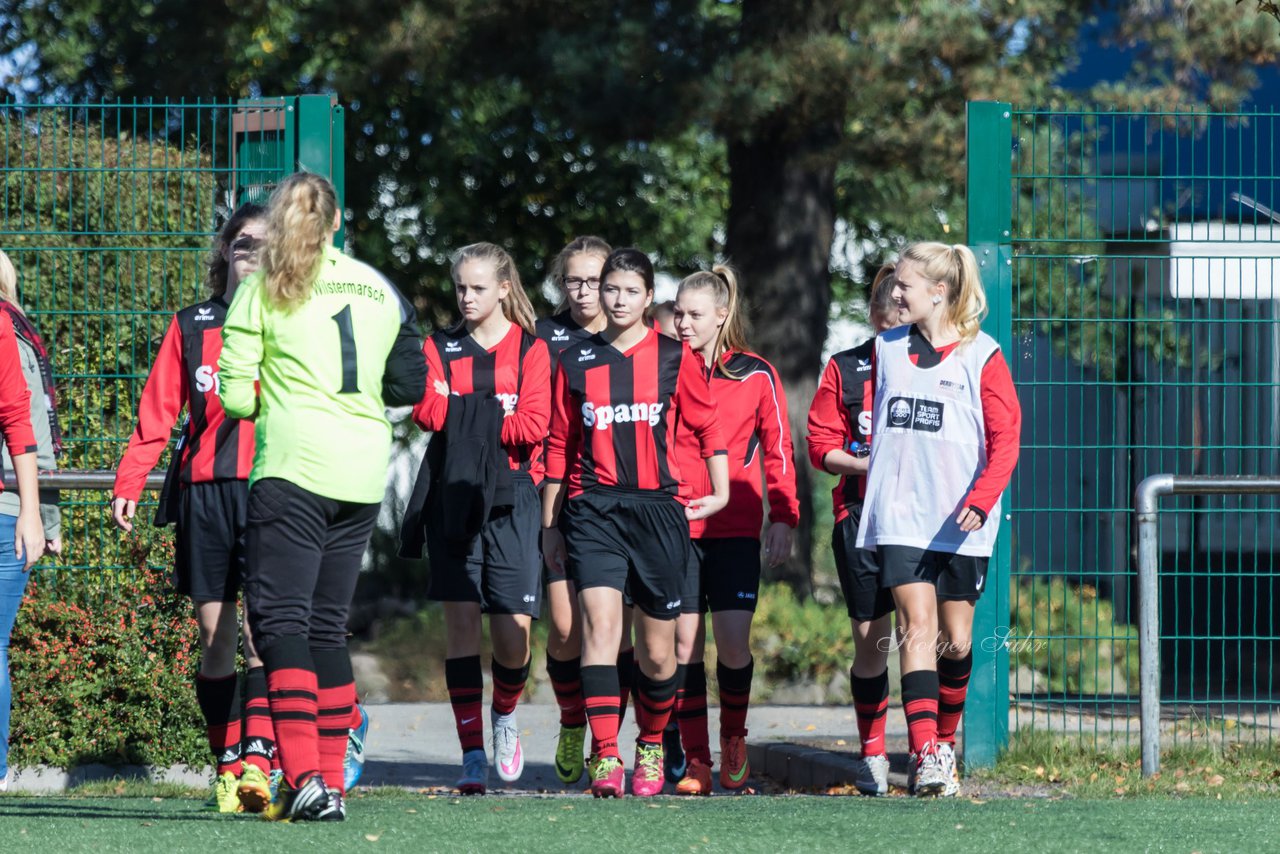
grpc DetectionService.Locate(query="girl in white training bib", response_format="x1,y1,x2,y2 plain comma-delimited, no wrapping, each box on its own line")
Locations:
855,242,1021,798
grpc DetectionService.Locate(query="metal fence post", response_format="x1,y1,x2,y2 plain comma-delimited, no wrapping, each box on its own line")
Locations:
295,94,346,248
964,100,1014,768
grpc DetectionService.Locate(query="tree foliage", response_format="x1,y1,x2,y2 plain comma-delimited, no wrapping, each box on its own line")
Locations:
3,0,1278,588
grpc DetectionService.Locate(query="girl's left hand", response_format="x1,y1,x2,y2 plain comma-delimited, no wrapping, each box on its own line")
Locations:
15,511,45,571
763,522,794,567
956,507,985,532
433,379,450,397
685,493,729,521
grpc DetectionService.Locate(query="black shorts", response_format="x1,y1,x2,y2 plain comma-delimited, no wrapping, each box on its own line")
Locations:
877,544,989,603
560,487,691,620
244,477,379,648
833,507,894,622
683,537,762,614
174,479,248,603
427,474,542,617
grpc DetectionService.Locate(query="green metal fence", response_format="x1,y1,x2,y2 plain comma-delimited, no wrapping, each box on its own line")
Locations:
966,101,1280,762
0,95,344,587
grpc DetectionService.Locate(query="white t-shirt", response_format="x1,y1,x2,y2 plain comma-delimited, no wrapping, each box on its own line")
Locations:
855,324,1001,557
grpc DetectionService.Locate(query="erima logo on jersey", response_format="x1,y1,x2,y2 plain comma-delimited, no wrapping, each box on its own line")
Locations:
856,357,871,370
495,392,519,411
552,328,570,341
195,307,215,322
577,347,596,362
445,341,463,352
581,401,664,429
887,396,944,432
194,364,220,394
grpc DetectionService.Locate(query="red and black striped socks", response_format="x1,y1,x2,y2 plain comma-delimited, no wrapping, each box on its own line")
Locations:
261,636,321,788
581,664,622,760
616,647,635,725
445,655,485,754
491,657,529,718
634,669,679,747
677,662,711,764
716,658,753,740
195,672,242,777
313,647,357,793
901,669,940,755
851,667,890,757
937,652,973,745
242,666,276,774
546,653,586,727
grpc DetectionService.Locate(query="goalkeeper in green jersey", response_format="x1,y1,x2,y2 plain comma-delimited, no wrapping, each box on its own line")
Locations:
219,172,425,822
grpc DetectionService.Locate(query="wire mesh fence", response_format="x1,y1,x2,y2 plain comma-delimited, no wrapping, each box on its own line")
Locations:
987,105,1280,750
0,99,294,592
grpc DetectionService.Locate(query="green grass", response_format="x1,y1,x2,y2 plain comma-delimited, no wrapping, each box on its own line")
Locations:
1,791,1278,853
983,729,1280,799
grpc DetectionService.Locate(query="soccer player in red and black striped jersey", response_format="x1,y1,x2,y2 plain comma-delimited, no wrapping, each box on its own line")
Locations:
541,248,729,798
856,243,1020,797
670,266,800,795
110,204,279,813
413,243,551,795
533,236,617,786
806,263,900,796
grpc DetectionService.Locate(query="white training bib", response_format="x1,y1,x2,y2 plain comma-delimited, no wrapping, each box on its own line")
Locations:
855,325,1001,557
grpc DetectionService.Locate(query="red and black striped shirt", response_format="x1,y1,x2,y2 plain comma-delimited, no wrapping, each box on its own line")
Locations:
536,311,595,373
807,338,874,524
113,298,255,502
546,327,725,501
412,322,551,483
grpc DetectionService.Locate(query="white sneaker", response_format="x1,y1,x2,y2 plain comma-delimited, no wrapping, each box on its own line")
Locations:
491,710,524,782
914,747,948,797
936,743,961,797
457,749,489,795
854,754,889,796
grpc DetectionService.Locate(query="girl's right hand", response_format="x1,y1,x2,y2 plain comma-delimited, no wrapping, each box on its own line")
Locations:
541,526,567,577
434,379,450,397
110,496,137,533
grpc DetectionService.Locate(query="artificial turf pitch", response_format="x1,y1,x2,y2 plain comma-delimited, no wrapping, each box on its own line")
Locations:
0,792,1274,853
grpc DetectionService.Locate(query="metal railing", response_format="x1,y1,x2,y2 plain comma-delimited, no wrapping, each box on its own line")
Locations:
2,470,165,491
1136,474,1280,776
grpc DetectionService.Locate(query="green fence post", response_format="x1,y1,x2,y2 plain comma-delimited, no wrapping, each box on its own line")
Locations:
296,94,346,248
964,100,1013,769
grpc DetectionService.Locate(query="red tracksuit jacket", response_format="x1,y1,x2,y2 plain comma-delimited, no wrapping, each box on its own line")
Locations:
677,350,800,539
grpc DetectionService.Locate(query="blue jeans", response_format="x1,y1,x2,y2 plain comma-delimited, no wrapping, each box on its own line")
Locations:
0,514,30,778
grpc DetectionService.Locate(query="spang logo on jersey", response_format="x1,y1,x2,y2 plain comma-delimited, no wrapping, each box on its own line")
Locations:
886,396,944,433
581,401,664,430
194,364,220,393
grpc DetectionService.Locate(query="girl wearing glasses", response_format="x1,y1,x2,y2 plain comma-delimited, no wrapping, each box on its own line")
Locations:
111,204,282,813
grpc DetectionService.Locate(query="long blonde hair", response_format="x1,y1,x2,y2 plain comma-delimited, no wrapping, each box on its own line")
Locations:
452,242,536,334
0,250,21,314
676,264,749,378
262,172,338,310
899,242,987,344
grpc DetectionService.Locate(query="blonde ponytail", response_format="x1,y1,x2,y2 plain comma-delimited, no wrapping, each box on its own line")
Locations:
899,242,988,344
452,242,536,334
262,172,338,310
0,250,21,314
676,263,750,378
